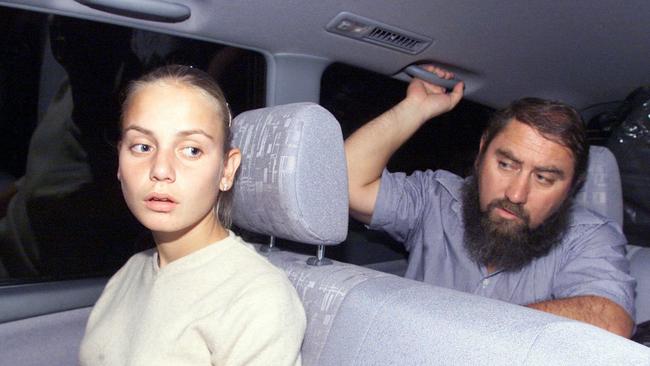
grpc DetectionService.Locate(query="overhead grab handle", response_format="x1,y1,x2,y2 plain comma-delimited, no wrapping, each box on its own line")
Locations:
403,65,461,90
75,0,191,23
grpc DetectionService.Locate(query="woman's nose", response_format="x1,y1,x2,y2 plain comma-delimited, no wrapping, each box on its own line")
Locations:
150,151,175,182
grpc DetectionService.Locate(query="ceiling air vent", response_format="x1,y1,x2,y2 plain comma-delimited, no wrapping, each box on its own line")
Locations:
326,12,433,55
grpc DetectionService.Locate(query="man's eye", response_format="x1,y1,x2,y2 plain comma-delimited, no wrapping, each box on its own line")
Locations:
130,144,152,153
536,174,554,185
498,160,513,170
181,146,202,158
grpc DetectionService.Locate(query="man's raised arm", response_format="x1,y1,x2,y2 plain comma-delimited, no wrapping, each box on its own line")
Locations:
344,66,464,224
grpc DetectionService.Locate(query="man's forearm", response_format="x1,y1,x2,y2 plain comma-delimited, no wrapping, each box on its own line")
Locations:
344,99,430,222
345,99,430,187
527,295,634,338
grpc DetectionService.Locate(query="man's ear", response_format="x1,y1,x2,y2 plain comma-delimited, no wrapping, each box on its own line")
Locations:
220,148,241,191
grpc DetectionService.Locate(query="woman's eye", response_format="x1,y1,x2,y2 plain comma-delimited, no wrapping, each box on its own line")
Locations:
130,144,152,153
181,146,202,158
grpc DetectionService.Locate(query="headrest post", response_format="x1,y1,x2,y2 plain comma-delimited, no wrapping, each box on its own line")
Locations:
306,244,332,266
259,235,279,253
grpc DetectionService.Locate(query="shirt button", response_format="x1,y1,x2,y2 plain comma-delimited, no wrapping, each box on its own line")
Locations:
482,279,490,287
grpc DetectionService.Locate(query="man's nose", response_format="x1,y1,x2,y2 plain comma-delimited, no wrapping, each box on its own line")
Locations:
505,174,529,204
150,151,176,182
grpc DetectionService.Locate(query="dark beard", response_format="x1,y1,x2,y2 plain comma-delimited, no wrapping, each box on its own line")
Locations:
461,175,571,272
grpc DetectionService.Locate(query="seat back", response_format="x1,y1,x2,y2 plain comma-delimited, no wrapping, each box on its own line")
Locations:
575,145,649,324
231,106,650,364
574,145,624,227
232,102,357,364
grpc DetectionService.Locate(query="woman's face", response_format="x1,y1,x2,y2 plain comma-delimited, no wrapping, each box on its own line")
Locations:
118,81,239,235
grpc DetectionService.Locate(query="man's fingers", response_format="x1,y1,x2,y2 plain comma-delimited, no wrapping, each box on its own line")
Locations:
420,64,455,80
448,81,464,107
409,78,445,97
422,82,446,95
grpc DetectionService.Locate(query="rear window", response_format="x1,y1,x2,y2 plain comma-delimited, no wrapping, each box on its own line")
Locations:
0,6,265,284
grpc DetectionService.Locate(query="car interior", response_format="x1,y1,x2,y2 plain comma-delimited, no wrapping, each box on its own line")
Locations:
0,0,649,365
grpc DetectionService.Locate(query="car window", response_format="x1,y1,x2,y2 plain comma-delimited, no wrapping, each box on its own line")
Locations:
0,6,265,284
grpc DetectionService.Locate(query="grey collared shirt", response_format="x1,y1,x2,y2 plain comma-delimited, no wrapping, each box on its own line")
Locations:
370,169,636,319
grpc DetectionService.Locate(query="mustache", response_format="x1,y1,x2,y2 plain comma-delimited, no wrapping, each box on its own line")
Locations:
486,198,530,224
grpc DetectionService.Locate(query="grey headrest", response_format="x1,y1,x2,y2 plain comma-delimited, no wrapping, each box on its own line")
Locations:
575,146,623,227
231,102,348,245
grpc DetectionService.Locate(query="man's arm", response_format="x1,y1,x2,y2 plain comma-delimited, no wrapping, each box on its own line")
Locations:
345,66,464,224
527,295,634,338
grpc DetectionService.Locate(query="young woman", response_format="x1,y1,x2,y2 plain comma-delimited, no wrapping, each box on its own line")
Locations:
79,65,306,366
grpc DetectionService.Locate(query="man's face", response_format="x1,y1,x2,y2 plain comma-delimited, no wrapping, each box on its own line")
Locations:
477,119,575,231
461,119,576,272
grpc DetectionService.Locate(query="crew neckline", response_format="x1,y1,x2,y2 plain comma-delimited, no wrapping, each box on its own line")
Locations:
151,230,239,275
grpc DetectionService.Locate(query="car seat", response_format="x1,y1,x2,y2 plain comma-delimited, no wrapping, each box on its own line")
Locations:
575,145,650,324
230,103,650,365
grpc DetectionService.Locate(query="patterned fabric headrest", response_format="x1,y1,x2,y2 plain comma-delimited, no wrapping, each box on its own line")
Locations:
231,102,348,245
575,146,623,227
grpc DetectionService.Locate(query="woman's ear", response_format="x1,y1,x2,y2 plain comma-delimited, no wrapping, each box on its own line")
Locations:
220,148,241,191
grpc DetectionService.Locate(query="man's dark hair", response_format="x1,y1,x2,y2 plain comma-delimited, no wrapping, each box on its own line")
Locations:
478,98,588,193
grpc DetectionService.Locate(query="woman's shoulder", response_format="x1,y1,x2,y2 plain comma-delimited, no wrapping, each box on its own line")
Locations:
222,235,299,294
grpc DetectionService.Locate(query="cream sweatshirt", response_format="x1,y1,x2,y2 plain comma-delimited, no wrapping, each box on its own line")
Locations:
79,231,305,366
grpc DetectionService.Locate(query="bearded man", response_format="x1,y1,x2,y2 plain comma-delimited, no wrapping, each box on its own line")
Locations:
345,65,635,337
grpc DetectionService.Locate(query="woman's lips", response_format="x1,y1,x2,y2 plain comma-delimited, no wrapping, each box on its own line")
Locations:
144,194,177,212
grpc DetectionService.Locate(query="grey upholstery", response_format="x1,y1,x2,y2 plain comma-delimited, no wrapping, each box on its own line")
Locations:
318,275,649,365
574,145,650,324
231,105,650,364
261,248,650,365
575,145,624,227
261,249,391,365
231,103,348,245
0,307,91,366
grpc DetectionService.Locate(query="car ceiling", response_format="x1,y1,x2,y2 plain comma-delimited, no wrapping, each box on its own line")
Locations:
4,0,650,110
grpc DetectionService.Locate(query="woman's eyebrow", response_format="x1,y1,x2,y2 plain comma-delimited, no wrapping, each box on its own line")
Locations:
177,129,215,140
122,126,215,140
122,125,153,136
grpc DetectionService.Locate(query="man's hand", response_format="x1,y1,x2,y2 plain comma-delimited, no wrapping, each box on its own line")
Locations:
397,65,464,125
345,65,463,223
